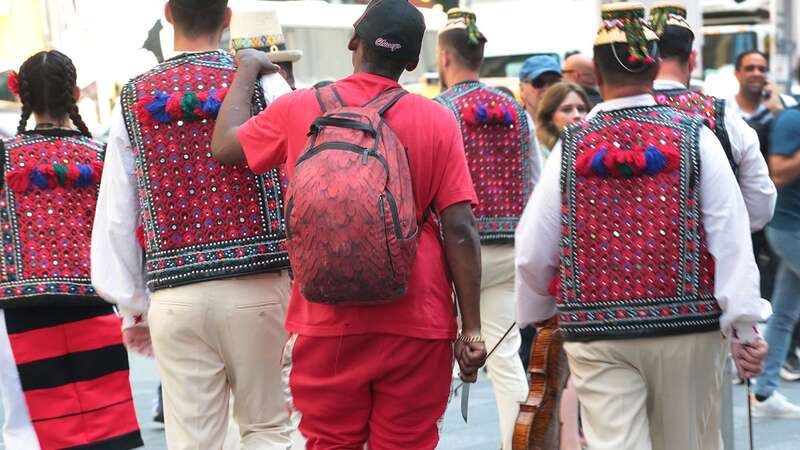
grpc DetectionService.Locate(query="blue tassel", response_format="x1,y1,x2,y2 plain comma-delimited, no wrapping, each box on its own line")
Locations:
590,147,609,177
503,106,513,126
74,164,94,188
146,91,172,123
475,103,488,124
203,88,223,118
31,168,48,188
643,145,667,175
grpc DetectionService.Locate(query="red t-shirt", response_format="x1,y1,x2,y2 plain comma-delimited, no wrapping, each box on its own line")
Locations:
238,72,477,340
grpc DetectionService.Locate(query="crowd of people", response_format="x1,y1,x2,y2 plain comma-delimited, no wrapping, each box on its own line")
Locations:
1,0,800,449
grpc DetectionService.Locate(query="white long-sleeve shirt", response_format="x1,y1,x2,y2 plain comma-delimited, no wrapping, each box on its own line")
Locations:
91,71,291,329
654,79,777,231
515,94,771,344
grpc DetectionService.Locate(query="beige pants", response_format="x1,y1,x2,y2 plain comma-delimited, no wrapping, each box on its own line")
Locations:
149,272,293,450
564,331,726,450
480,244,529,450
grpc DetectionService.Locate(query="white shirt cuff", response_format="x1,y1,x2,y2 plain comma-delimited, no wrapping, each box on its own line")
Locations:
119,306,148,330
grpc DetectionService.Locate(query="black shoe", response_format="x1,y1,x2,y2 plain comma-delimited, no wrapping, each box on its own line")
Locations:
153,384,164,424
780,351,800,382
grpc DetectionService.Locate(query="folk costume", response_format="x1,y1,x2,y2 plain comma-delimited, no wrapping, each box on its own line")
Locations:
91,16,295,447
434,9,540,450
0,130,142,450
649,3,776,231
515,3,770,449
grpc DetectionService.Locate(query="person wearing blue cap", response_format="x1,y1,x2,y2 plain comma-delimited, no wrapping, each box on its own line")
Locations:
518,55,563,119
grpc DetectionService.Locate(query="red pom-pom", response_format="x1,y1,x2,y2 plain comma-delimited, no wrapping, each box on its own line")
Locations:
65,164,81,183
6,71,19,96
166,93,184,120
6,168,29,192
135,224,147,250
628,54,641,64
91,161,105,183
644,55,655,64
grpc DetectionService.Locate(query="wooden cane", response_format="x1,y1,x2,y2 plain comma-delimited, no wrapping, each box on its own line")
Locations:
746,378,754,450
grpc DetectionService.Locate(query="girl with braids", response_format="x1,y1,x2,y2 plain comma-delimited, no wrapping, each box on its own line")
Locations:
0,51,143,449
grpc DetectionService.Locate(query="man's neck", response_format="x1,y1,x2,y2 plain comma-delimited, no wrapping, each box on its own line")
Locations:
656,61,690,88
735,90,762,113
444,69,480,89
600,84,652,101
173,33,220,53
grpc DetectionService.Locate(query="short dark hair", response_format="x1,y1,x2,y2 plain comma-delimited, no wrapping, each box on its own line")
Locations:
168,0,229,38
735,50,768,71
359,38,411,78
658,26,694,64
438,28,485,72
593,42,659,86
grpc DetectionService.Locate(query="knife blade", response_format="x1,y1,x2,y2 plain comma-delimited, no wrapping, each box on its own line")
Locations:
460,382,470,422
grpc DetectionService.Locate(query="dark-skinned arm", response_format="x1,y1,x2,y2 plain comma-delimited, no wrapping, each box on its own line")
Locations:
440,201,486,382
769,153,800,188
211,49,278,165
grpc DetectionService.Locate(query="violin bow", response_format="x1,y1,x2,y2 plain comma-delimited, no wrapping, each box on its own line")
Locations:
458,321,518,422
746,379,754,450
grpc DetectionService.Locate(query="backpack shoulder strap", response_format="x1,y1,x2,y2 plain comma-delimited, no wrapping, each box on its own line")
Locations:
315,85,346,113
363,87,407,116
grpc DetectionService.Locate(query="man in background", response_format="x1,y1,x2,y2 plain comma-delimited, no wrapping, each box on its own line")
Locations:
562,52,601,107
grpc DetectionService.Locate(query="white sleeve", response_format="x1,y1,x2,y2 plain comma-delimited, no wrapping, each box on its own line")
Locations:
91,105,149,329
698,127,772,343
725,107,777,231
526,112,543,181
259,73,292,104
515,143,562,327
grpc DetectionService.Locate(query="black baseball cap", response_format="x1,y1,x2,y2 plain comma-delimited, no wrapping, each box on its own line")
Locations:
353,0,426,62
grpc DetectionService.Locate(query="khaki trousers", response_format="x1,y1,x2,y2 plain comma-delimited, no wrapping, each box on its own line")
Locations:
564,331,726,450
480,244,529,450
149,272,293,450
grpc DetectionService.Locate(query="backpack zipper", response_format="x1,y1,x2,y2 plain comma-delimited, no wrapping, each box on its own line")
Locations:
379,194,396,274
296,142,389,173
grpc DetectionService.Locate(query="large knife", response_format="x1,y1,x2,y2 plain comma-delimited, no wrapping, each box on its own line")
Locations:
460,382,470,422
457,322,517,423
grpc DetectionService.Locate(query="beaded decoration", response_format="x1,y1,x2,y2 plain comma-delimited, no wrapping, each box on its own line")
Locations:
648,3,688,36
0,132,104,305
654,88,735,172
436,81,532,243
556,105,720,341
120,51,288,291
597,3,658,66
230,33,285,52
442,8,486,46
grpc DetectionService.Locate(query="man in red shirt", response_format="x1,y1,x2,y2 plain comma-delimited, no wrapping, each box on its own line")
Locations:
211,1,486,448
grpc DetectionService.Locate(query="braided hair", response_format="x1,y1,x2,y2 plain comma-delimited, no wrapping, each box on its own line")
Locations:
15,50,92,138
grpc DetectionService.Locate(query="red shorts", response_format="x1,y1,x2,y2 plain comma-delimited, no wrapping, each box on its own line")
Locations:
282,333,453,450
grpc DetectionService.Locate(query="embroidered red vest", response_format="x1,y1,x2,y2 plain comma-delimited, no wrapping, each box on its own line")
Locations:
654,88,735,172
556,105,720,341
120,51,288,291
436,81,533,243
0,130,104,307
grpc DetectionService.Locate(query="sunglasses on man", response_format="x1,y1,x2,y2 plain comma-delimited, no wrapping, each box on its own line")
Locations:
525,72,563,89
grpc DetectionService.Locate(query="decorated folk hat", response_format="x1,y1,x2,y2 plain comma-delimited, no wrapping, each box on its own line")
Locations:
595,2,659,65
649,2,692,37
229,7,302,63
440,8,486,46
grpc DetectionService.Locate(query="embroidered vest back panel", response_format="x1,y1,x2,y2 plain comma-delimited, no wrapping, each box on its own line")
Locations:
558,106,719,341
654,89,734,170
436,82,532,243
0,133,103,306
121,51,288,290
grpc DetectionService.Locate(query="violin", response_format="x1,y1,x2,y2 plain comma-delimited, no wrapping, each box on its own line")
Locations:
512,316,569,450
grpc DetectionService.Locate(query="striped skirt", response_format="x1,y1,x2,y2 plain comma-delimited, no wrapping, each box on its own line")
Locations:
0,303,143,449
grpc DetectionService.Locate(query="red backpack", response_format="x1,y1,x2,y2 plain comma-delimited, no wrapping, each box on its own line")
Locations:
285,85,424,304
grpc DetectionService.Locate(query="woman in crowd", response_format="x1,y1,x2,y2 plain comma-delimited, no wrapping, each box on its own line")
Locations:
535,82,591,159
0,50,142,449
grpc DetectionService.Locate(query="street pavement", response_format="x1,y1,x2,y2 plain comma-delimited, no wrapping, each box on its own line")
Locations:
2,353,800,449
